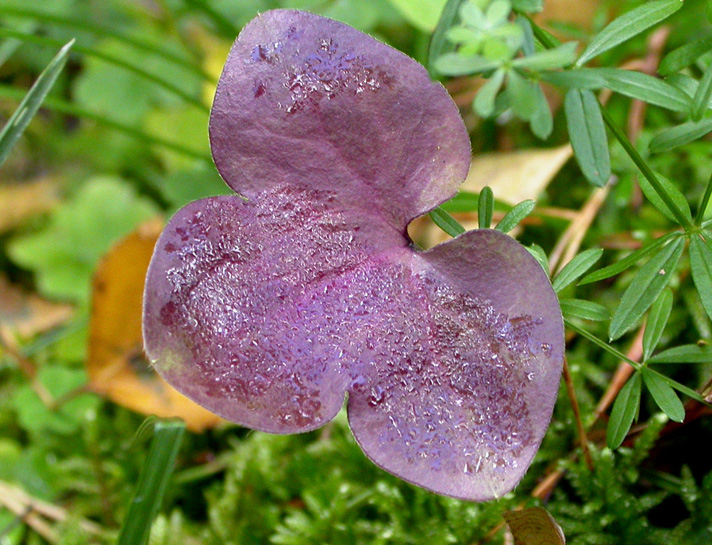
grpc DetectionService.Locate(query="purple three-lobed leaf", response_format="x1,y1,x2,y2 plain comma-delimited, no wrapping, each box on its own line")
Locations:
143,9,564,501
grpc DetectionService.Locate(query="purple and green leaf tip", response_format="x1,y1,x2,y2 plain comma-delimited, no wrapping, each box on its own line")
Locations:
143,9,564,501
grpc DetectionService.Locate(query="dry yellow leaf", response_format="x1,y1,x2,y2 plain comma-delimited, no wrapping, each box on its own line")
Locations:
503,507,566,545
87,218,221,432
0,178,60,234
0,275,73,337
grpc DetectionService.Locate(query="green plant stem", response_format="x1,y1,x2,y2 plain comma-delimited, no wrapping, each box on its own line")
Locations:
0,84,213,163
0,29,209,114
565,318,641,369
599,105,694,229
0,5,215,82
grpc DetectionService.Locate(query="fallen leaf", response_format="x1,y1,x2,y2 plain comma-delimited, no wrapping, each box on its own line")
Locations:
0,178,59,234
461,145,572,205
0,275,73,337
87,218,221,432
504,507,566,545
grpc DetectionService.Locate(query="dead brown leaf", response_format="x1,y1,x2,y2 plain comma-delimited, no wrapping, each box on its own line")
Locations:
0,178,60,234
87,218,221,432
0,275,73,337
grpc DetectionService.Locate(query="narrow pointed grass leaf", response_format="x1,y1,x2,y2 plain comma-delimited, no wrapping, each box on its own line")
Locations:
495,199,535,233
643,289,673,361
692,62,712,121
512,42,577,71
579,232,681,285
0,5,214,82
560,299,610,321
428,0,468,76
474,69,505,117
689,234,712,322
565,89,610,187
609,237,684,341
478,186,494,229
575,0,683,67
642,369,685,422
0,84,212,163
117,419,186,545
0,37,23,69
530,84,553,139
541,68,606,90
649,118,712,153
607,372,642,449
647,368,708,404
591,68,691,113
430,207,466,237
0,40,73,168
659,36,712,76
552,248,604,293
527,243,550,275
435,53,501,76
648,344,712,364
696,174,712,224
637,171,692,225
0,29,208,113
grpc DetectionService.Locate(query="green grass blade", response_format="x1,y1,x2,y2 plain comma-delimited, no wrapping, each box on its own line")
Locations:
0,5,214,82
659,36,712,76
649,118,712,153
560,298,610,322
478,186,494,229
565,89,610,187
609,237,685,341
576,0,683,67
580,232,681,285
117,419,186,545
0,39,73,168
429,207,466,237
689,233,712,322
642,369,685,423
0,29,208,113
552,247,603,293
428,0,467,77
607,371,641,449
181,0,240,37
642,288,673,361
648,344,712,364
0,84,212,163
692,62,712,121
495,199,535,233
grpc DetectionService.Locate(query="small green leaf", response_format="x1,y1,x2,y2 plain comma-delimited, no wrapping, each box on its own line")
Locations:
649,118,712,153
434,52,501,76
430,207,466,237
511,0,543,13
486,0,512,26
607,371,642,449
428,0,469,75
689,233,712,322
507,69,538,119
696,173,712,225
642,369,685,422
495,199,535,232
474,68,505,117
541,69,606,90
565,89,611,187
659,36,712,76
117,420,186,545
637,171,692,225
526,243,550,274
0,39,73,168
580,232,681,285
560,299,610,321
609,237,685,340
552,248,604,293
648,344,712,364
530,84,553,139
512,41,578,71
692,62,712,121
592,67,691,113
576,0,683,67
479,186,494,229
643,289,673,361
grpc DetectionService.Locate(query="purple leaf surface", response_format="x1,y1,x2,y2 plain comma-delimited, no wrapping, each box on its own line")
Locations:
143,9,564,501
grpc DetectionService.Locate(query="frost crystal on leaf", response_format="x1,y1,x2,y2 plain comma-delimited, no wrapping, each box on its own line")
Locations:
143,9,564,501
